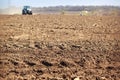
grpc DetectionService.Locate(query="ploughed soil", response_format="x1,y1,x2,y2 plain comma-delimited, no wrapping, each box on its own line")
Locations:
0,15,120,80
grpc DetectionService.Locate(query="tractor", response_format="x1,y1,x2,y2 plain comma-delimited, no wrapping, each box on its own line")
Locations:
22,6,32,15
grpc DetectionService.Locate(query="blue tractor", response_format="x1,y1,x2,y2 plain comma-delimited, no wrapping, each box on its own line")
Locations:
22,6,32,15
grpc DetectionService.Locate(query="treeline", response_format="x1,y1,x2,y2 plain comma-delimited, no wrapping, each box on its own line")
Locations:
32,6,120,13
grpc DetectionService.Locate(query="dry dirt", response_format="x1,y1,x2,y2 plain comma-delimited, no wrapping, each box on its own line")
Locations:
0,14,120,80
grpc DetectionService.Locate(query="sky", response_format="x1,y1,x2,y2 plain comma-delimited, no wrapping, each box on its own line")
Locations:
0,0,120,8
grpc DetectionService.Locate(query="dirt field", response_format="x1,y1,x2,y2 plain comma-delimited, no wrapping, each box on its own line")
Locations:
0,15,120,80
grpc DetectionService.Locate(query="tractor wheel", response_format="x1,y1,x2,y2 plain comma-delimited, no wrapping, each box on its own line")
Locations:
22,10,27,15
29,12,32,15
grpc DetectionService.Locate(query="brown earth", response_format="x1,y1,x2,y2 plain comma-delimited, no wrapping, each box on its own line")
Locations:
0,14,120,80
